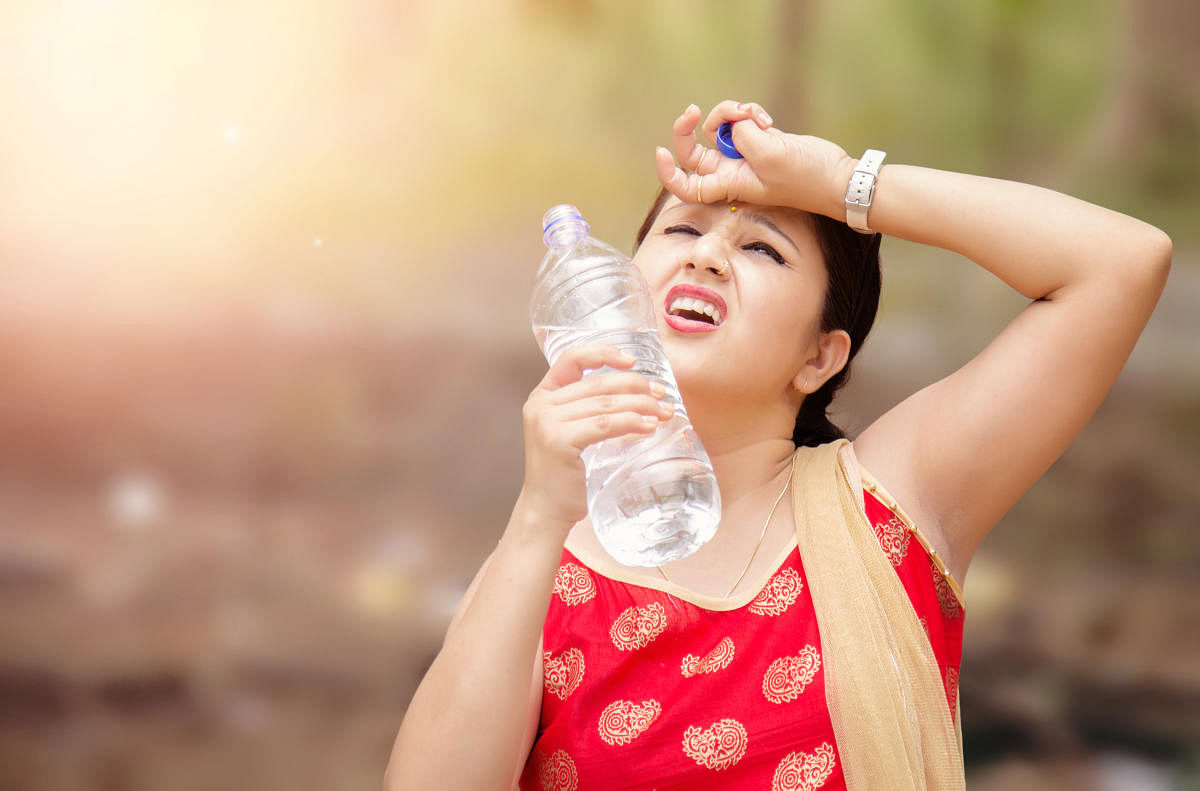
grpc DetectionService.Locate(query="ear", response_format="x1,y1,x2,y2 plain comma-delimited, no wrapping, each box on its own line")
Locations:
792,329,851,394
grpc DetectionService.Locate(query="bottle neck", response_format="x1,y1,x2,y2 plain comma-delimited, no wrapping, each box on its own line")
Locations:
542,204,590,248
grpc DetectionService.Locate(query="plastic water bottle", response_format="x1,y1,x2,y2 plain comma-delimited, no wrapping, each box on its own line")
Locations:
531,204,721,567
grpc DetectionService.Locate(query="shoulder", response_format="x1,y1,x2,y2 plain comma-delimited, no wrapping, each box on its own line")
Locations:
849,438,961,581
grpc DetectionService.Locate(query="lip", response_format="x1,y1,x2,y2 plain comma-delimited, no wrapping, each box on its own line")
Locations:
663,283,728,334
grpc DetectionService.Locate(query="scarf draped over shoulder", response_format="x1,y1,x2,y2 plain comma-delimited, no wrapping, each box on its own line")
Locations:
791,440,965,790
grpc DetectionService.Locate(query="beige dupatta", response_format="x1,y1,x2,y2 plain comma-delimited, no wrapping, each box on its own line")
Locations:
791,440,965,790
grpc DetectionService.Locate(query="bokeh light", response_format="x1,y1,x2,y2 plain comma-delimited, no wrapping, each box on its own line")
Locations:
1,1,1196,789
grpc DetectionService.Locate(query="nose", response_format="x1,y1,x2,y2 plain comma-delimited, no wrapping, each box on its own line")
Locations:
692,259,730,278
685,236,732,280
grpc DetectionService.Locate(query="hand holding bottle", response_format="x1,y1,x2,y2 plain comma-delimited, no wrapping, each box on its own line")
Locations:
518,344,672,533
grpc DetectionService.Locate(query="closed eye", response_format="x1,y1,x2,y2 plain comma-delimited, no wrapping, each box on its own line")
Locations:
743,241,787,266
664,224,701,237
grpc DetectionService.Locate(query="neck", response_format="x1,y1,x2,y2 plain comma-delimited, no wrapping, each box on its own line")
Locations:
650,428,798,596
704,437,797,511
684,392,801,509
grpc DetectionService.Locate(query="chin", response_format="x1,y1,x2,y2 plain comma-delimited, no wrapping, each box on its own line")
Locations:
670,368,721,408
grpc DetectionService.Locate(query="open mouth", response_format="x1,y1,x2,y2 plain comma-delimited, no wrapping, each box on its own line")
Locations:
668,296,722,326
663,285,727,333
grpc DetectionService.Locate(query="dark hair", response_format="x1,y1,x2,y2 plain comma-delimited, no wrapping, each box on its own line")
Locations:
634,187,882,448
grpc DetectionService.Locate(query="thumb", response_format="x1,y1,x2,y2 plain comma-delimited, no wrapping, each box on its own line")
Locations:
728,119,777,162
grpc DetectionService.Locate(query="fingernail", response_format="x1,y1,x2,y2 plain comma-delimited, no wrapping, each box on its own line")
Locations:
658,403,675,418
642,415,660,428
687,103,699,114
758,111,773,126
737,102,750,111
619,352,637,364
648,381,666,398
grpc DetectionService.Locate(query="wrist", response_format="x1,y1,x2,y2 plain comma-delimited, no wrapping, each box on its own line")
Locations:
842,149,888,233
826,155,859,221
509,490,577,548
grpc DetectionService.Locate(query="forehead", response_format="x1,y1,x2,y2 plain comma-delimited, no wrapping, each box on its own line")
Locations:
659,194,809,227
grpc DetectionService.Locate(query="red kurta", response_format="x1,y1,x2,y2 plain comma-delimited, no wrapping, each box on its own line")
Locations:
520,477,965,791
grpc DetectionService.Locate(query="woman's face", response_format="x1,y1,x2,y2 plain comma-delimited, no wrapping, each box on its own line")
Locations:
631,197,829,410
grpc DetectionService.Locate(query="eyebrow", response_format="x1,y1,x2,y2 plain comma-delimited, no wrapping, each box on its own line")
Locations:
741,211,798,253
661,201,801,254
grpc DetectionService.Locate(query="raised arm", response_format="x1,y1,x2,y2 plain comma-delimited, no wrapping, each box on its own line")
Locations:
657,101,1172,580
384,346,671,788
384,511,554,790
849,163,1171,578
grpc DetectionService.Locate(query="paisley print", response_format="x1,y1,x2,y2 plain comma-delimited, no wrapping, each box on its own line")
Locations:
748,567,803,616
945,665,960,717
552,563,596,606
763,646,822,704
681,718,748,771
681,637,735,678
609,602,668,651
931,558,962,619
873,515,911,566
597,699,661,745
772,743,837,790
535,749,578,791
525,492,966,789
543,648,585,701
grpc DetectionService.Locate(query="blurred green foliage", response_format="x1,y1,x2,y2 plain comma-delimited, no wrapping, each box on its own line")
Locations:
397,0,1196,256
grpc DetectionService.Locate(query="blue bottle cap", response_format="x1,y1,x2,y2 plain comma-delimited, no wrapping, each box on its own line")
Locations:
716,122,743,159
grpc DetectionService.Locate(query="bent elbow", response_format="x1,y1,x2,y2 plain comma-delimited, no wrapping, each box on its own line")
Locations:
1140,228,1173,309
1147,227,1173,281
1122,224,1173,298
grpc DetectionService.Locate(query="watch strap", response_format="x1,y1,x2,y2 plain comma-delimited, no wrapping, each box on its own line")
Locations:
844,149,886,234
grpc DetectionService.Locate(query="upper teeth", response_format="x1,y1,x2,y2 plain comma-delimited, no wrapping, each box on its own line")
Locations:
670,296,722,325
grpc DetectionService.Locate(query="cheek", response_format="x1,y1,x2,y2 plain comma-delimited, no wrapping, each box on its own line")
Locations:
749,291,825,368
630,245,672,289
751,279,823,334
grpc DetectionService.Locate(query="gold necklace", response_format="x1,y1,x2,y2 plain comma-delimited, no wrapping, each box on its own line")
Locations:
657,451,796,598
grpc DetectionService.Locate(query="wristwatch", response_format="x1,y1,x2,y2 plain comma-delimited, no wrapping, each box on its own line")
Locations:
844,149,886,234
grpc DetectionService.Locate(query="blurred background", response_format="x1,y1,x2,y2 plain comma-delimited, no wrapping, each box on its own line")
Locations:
0,0,1196,789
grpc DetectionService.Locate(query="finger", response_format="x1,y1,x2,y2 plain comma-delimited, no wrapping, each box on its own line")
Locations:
564,410,664,451
670,104,711,172
743,101,774,129
555,393,674,424
657,147,731,205
540,345,636,391
700,100,754,140
701,100,773,140
695,146,717,175
549,370,666,405
656,146,696,204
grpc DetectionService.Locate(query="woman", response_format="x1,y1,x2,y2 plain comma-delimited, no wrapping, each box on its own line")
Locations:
385,101,1171,789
